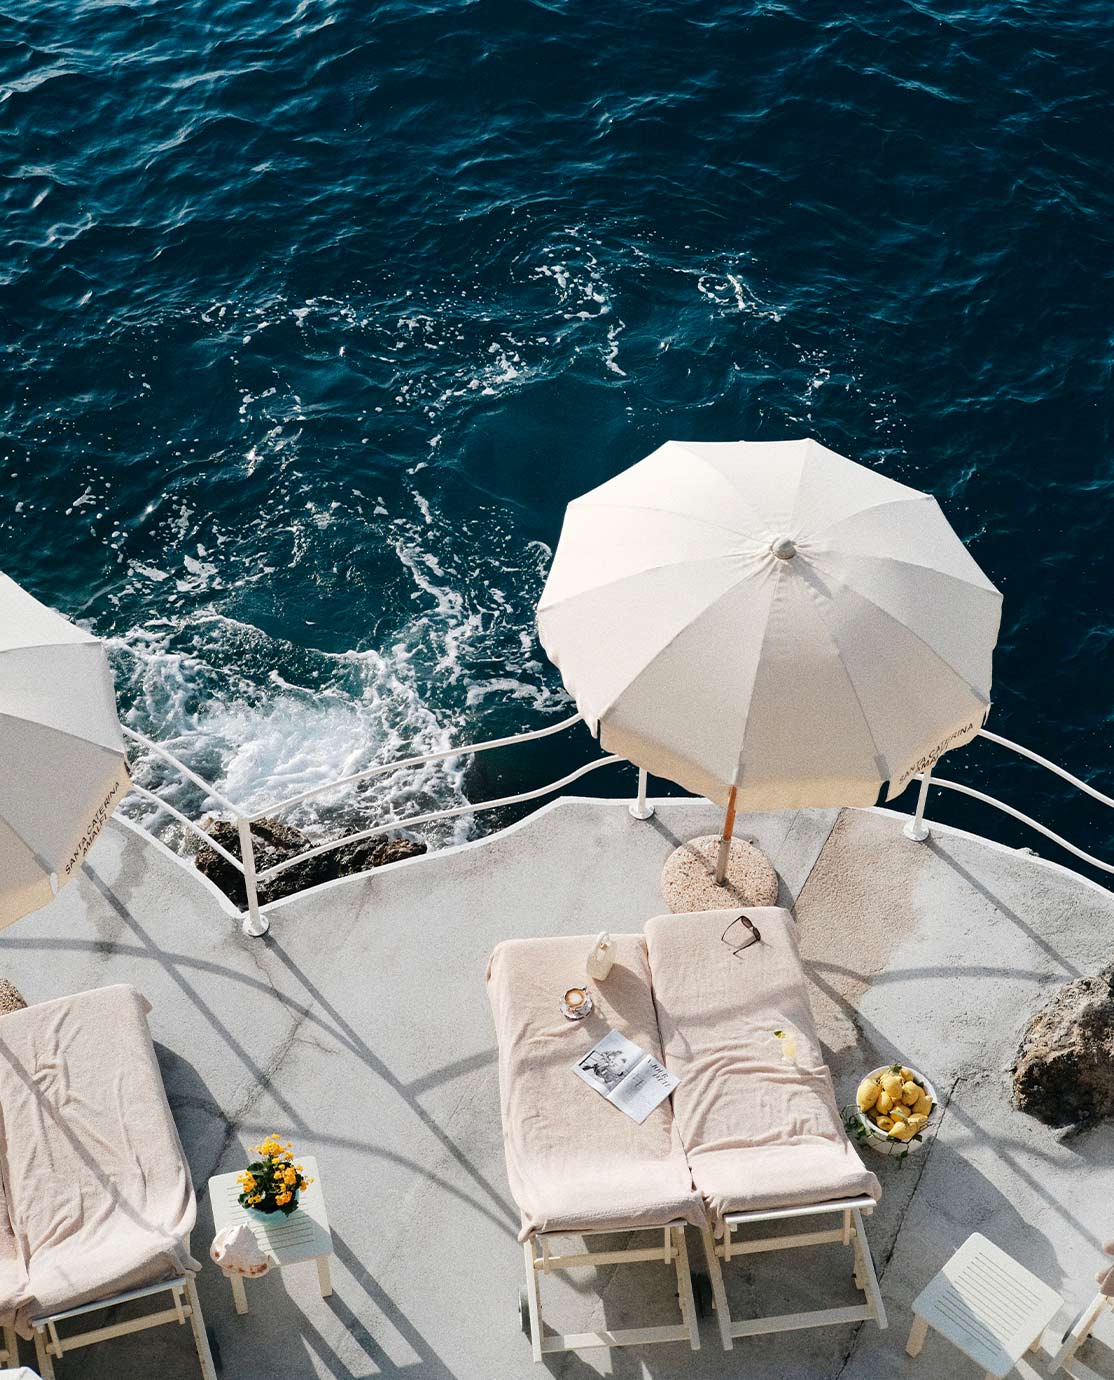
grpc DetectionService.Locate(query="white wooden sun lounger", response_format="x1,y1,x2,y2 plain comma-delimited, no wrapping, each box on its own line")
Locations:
644,907,887,1348
31,1275,213,1380
0,985,216,1379
487,934,706,1360
1049,1287,1114,1378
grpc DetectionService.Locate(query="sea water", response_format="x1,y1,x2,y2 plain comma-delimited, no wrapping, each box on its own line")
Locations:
2,0,1110,865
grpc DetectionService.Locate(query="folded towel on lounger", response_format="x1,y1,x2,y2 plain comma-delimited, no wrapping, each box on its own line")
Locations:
645,908,880,1227
0,985,199,1338
487,934,705,1242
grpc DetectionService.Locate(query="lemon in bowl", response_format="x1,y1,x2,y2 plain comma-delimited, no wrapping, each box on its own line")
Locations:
853,1063,938,1156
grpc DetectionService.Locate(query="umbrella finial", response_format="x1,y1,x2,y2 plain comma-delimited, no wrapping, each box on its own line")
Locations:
770,536,797,560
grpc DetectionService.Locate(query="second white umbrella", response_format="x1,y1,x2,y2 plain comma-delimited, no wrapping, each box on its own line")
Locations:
537,439,1001,834
0,573,130,928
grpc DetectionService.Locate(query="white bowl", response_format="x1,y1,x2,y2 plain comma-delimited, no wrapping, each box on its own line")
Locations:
854,1064,938,1157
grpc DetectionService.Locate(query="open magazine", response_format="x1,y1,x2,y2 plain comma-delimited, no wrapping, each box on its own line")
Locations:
572,1028,679,1124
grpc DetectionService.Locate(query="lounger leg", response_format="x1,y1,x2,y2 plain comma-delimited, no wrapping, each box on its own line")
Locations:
1050,1292,1110,1374
700,1224,733,1351
672,1227,700,1351
851,1210,887,1330
906,1315,929,1357
34,1327,57,1380
522,1239,543,1363
185,1275,218,1380
2,1324,17,1366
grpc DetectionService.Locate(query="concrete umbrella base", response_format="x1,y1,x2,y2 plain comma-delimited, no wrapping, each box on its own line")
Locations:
661,835,779,913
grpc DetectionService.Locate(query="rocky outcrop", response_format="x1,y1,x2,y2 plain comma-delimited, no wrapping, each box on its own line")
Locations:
1013,963,1114,1127
329,835,427,875
192,817,426,907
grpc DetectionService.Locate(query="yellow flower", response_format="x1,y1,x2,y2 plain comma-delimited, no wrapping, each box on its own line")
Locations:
284,1167,297,1184
275,1191,291,1206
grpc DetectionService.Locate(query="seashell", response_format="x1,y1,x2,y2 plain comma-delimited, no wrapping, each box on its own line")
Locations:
585,932,615,981
210,1222,270,1277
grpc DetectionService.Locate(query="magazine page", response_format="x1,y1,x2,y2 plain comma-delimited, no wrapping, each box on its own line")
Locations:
573,1029,644,1097
572,1028,678,1123
605,1053,677,1124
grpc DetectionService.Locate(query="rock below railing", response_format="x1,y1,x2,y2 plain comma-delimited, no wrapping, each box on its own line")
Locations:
193,817,426,907
1013,963,1114,1128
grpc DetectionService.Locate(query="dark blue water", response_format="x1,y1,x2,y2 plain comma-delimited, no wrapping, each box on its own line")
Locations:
2,0,1111,872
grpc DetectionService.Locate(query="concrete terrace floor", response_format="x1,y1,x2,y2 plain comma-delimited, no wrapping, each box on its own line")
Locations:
2,798,1114,1380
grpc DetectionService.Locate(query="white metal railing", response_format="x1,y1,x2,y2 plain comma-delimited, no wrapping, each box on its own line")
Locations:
249,711,586,822
123,714,649,936
121,713,1112,938
254,755,626,885
901,728,1114,876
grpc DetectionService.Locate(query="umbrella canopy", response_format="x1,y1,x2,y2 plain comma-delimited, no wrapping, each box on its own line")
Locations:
0,574,130,927
537,439,1002,812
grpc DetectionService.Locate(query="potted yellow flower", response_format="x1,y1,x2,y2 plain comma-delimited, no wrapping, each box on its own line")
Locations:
236,1135,313,1218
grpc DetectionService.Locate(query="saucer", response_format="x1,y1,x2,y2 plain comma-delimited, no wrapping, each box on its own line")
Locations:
560,987,593,1021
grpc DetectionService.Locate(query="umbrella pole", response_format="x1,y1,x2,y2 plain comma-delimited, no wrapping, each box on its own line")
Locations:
714,787,737,885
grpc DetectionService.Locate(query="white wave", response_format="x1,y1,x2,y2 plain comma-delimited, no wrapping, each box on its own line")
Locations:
109,489,567,857
111,620,474,847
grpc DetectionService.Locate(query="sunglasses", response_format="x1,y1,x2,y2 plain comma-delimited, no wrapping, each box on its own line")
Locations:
721,914,762,957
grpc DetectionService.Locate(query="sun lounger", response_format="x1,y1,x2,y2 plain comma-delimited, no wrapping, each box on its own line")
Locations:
1049,1240,1114,1377
486,934,705,1361
644,907,886,1349
1,1164,24,1368
0,985,216,1379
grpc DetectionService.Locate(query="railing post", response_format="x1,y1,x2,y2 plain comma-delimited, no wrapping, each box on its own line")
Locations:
903,767,933,842
629,767,655,820
236,816,269,937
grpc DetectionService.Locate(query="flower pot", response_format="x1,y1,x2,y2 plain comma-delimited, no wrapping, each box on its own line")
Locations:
244,1200,299,1224
855,1064,938,1157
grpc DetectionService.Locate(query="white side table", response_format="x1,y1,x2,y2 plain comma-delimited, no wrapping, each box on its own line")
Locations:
907,1233,1063,1378
209,1155,333,1315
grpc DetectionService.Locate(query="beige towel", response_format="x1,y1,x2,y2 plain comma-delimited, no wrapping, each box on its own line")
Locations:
0,985,199,1337
0,1145,26,1344
645,909,880,1226
486,934,704,1241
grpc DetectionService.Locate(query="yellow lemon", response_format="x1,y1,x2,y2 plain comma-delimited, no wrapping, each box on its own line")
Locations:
874,1115,894,1131
900,1066,916,1081
889,1103,909,1121
880,1073,903,1098
856,1078,881,1111
913,1094,933,1118
875,1091,894,1115
901,1081,921,1106
907,1114,928,1132
890,1121,917,1141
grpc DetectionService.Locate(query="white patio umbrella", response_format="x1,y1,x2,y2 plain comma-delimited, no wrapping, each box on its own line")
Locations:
537,439,1001,877
0,573,130,928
